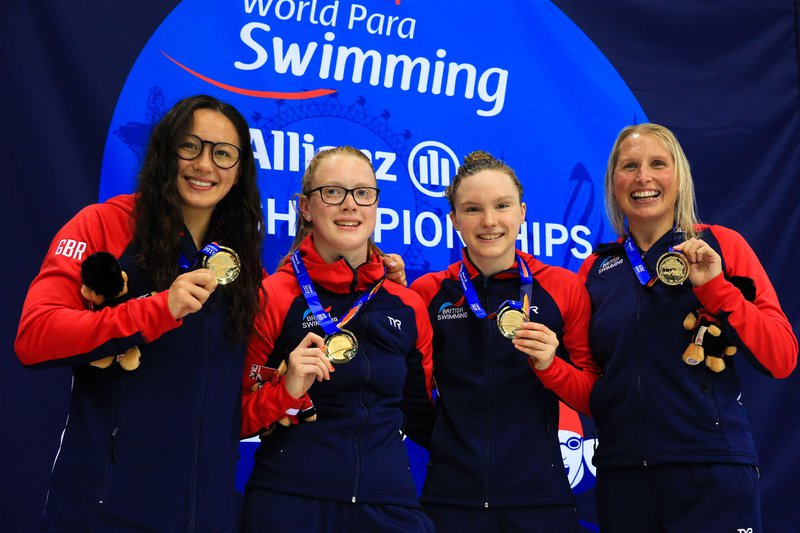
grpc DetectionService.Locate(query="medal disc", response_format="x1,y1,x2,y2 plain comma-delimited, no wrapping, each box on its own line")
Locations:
324,330,358,364
496,306,527,339
656,251,689,286
202,246,241,285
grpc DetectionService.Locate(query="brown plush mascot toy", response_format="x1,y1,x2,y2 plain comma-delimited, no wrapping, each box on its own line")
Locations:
80,251,142,371
682,276,756,372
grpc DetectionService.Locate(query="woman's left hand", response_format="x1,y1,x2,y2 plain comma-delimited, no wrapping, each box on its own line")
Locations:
382,253,407,286
513,321,559,370
673,238,722,287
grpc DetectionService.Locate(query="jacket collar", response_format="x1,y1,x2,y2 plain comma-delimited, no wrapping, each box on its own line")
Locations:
278,234,386,294
453,247,540,282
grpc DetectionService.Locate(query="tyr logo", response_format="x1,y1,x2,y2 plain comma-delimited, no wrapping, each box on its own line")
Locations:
388,316,402,330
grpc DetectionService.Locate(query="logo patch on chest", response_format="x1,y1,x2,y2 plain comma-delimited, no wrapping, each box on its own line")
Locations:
597,255,624,275
436,300,469,321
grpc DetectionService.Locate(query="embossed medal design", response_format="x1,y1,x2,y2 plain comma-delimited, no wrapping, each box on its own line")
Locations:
656,251,689,286
202,246,241,284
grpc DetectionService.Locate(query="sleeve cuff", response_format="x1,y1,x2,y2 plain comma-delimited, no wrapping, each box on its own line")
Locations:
259,380,308,420
693,273,739,314
139,291,182,341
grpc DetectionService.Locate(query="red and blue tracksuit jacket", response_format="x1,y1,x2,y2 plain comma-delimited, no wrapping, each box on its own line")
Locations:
409,249,600,508
241,234,435,508
15,194,248,532
578,224,797,469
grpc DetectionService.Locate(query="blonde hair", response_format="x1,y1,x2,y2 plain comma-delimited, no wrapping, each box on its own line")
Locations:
283,146,376,264
444,150,523,210
605,123,699,239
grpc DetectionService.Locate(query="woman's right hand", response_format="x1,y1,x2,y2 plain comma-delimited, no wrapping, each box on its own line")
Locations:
167,269,218,320
673,238,723,287
284,332,334,399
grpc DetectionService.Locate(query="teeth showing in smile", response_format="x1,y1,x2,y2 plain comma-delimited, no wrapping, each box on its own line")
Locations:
478,233,503,240
336,221,359,227
187,178,213,188
631,191,659,199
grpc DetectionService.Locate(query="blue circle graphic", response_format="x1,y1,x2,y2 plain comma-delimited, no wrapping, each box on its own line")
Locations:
98,3,647,513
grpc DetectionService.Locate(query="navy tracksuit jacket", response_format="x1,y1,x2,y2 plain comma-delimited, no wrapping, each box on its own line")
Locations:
578,225,796,469
410,249,600,509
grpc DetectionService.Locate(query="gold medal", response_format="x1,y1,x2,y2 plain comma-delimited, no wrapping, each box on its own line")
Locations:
324,330,358,364
656,251,689,286
202,246,241,285
496,306,527,339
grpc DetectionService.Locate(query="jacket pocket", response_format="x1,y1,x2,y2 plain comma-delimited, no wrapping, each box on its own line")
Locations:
702,378,721,427
98,426,119,503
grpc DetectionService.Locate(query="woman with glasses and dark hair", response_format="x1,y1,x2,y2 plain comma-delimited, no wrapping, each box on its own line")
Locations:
240,146,436,532
409,150,601,533
15,94,265,532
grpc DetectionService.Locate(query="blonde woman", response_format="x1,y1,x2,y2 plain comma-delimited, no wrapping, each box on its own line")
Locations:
580,123,797,531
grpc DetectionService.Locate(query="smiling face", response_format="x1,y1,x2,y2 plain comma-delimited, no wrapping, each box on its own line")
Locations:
176,108,240,226
450,169,526,276
612,133,677,238
298,154,378,267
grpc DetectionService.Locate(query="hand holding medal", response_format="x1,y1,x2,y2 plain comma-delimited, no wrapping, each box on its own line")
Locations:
284,332,335,399
672,238,723,287
511,321,560,371
167,269,219,320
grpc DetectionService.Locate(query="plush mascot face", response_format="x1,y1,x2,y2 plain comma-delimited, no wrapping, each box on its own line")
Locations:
81,271,128,305
80,284,103,305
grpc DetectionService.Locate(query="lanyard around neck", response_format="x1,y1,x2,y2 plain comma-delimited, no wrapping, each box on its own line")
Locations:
458,253,533,319
290,249,384,335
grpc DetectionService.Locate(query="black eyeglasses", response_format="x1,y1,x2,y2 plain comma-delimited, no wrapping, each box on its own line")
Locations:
306,185,380,206
176,134,242,169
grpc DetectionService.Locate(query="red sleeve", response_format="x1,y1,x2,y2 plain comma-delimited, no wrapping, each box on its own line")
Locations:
533,267,600,416
409,270,448,401
577,253,599,284
694,226,797,378
409,288,435,401
408,270,443,308
240,275,308,438
15,199,180,367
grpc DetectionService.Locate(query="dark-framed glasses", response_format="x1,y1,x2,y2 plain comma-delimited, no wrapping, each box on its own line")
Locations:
307,185,380,206
176,134,242,169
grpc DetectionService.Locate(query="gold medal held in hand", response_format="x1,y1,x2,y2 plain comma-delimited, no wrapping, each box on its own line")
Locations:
202,246,241,285
656,251,689,286
496,305,527,339
324,329,358,364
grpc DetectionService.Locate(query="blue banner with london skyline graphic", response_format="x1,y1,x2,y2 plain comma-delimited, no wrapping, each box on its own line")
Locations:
100,0,642,277
95,2,641,527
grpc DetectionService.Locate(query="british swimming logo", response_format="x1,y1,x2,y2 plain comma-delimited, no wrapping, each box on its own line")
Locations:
436,295,468,321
